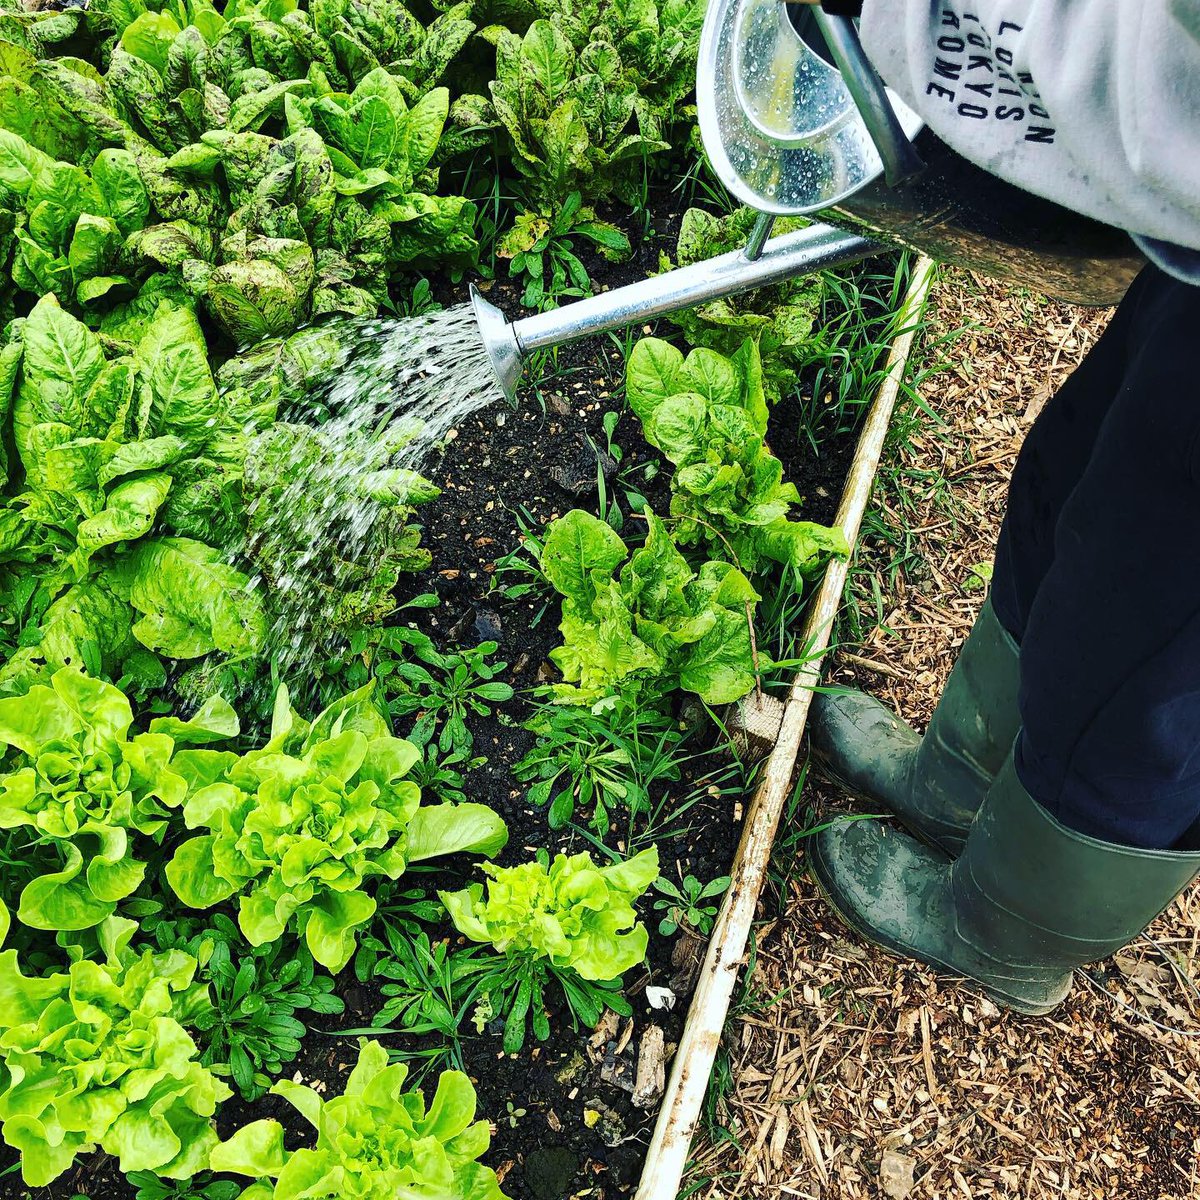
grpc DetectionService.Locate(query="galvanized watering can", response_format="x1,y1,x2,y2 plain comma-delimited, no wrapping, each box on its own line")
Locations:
474,2,1144,398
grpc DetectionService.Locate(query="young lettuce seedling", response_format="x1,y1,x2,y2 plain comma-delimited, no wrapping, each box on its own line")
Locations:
439,846,659,1054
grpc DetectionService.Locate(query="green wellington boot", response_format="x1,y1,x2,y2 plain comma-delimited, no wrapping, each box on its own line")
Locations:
809,596,1020,854
809,752,1200,1015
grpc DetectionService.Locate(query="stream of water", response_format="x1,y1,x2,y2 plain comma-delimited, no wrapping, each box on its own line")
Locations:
240,303,505,671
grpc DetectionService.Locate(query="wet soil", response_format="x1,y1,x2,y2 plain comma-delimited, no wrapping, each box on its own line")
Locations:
0,194,870,1200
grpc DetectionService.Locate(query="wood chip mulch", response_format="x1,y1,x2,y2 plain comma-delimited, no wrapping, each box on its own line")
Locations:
688,269,1200,1200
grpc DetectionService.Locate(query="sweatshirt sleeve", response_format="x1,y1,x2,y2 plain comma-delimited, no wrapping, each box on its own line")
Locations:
857,1,1200,268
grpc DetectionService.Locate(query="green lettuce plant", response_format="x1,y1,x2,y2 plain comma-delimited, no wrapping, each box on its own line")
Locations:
0,291,440,700
0,21,478,340
0,0,85,60
0,918,232,1186
113,0,476,104
210,1038,509,1200
283,67,477,264
165,681,508,972
0,130,151,310
528,0,703,130
659,207,823,401
441,846,658,1052
626,336,849,581
442,846,659,977
239,420,439,634
0,666,235,931
307,0,477,100
483,18,667,210
539,507,761,705
0,292,267,695
206,321,441,649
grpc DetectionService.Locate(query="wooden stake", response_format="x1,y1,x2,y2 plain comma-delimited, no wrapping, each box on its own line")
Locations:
633,257,937,1200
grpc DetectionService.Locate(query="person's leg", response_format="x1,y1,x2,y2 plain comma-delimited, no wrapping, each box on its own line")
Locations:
990,266,1159,639
807,268,1156,851
1016,268,1200,848
809,267,1200,1013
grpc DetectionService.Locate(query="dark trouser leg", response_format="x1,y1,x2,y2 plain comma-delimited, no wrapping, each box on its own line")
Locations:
991,268,1158,640
807,273,1160,851
1011,268,1200,850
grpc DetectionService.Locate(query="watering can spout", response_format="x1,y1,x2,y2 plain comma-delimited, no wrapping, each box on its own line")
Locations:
470,223,879,402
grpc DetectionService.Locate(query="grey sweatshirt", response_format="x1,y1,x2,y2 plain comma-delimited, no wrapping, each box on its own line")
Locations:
857,1,1200,280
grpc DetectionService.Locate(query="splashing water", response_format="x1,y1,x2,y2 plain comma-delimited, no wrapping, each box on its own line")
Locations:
238,303,504,673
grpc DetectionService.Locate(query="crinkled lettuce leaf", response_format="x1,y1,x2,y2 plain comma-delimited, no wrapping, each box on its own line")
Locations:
212,1038,509,1200
0,935,231,1186
165,681,506,972
440,845,658,981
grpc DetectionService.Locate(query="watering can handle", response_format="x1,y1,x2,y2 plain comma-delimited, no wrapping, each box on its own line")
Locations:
811,8,924,188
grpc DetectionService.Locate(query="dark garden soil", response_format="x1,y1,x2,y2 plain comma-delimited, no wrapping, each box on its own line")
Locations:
0,192,887,1200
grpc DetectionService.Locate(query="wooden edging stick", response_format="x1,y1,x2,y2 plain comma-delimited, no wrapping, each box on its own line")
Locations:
634,256,937,1200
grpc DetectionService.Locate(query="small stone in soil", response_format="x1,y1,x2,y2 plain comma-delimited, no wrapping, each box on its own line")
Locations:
599,1040,636,1093
549,442,617,495
581,1098,628,1147
554,1049,589,1087
474,606,503,640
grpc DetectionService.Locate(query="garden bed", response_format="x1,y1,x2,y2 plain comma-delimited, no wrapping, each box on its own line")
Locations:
0,185,912,1200
0,0,925,1182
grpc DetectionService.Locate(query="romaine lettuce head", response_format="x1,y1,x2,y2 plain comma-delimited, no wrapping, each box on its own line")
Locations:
626,336,849,581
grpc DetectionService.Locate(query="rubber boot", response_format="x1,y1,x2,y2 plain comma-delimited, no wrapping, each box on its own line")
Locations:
809,750,1200,1015
808,596,1020,854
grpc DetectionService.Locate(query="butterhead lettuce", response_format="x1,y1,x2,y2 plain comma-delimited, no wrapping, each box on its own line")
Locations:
0,666,235,931
626,336,849,582
440,846,659,981
211,1038,509,1200
0,919,232,1186
0,292,267,695
166,682,507,972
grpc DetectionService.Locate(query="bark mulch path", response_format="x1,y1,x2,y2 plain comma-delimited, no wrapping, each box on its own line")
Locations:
687,269,1200,1200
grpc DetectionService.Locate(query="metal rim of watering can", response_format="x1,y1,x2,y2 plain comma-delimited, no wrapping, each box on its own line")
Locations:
697,0,925,216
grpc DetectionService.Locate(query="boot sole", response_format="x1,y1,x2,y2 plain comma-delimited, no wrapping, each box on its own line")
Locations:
806,843,1063,1018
